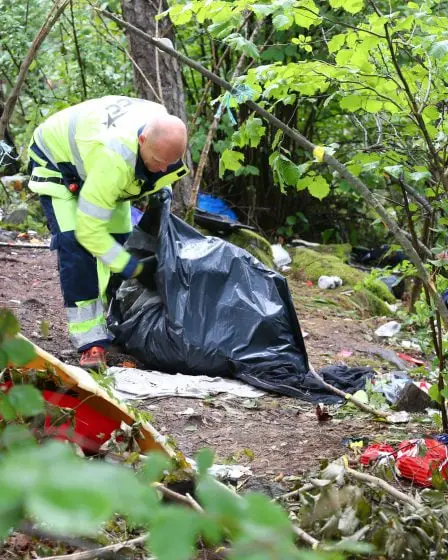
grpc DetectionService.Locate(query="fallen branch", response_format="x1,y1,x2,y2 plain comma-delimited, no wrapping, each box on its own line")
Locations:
0,0,70,139
0,242,50,249
346,467,422,509
308,363,390,420
98,9,448,330
32,535,150,560
153,481,204,512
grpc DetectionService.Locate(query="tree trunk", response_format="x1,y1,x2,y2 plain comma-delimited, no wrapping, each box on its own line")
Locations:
120,0,193,215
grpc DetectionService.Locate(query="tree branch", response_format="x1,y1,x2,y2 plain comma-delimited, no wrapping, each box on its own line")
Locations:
0,0,71,140
35,535,150,560
98,9,448,329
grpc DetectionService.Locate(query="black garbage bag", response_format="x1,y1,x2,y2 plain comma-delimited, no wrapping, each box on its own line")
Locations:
108,193,371,403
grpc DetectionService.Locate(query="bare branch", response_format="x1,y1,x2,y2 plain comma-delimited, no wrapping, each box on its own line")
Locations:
0,0,71,139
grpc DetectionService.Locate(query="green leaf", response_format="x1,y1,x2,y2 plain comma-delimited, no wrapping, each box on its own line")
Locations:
272,14,293,30
151,506,201,560
384,165,403,179
196,448,214,476
329,0,364,14
8,385,44,417
430,40,448,59
328,33,346,54
219,150,244,177
1,424,34,449
286,215,297,226
2,337,35,367
0,308,20,338
29,485,114,536
196,474,243,524
428,384,441,404
409,171,431,183
142,451,172,483
307,176,330,200
0,392,17,421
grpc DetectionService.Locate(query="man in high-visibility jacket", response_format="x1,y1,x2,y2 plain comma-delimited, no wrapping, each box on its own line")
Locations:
28,95,189,369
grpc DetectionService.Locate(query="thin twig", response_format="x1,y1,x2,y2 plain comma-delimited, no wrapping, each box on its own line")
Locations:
35,535,150,560
0,0,70,139
346,467,422,509
98,9,448,329
0,242,50,249
308,363,391,420
152,482,204,512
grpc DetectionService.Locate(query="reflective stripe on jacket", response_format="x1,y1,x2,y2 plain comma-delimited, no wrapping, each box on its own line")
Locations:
28,96,188,276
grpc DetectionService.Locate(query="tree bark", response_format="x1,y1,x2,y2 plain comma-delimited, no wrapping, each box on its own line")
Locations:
119,0,193,215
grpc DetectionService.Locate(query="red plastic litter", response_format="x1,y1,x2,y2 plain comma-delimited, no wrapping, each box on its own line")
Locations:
0,383,120,454
395,439,448,487
43,391,121,453
396,352,425,366
305,280,313,287
360,443,396,466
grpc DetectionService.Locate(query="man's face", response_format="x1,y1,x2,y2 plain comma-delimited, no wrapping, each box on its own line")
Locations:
139,136,178,173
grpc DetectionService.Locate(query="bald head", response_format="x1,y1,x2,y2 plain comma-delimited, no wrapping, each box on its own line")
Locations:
138,114,187,173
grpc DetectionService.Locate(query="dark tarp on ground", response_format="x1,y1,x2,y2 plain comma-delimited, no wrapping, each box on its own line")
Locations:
108,194,372,404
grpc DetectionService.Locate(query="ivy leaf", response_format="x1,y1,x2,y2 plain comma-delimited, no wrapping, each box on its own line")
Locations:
307,176,330,200
8,385,44,417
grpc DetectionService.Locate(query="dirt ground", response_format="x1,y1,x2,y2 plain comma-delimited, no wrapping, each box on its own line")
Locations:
0,243,428,481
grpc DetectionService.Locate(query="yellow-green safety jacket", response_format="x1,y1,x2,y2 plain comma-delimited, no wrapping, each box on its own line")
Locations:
28,95,189,278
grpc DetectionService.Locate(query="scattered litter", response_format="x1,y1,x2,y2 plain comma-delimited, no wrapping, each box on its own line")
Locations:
302,331,309,338
360,443,396,466
106,367,267,400
178,407,196,416
271,243,292,268
316,403,332,422
342,436,369,453
372,370,410,403
337,349,353,358
361,438,448,488
385,302,400,313
208,464,253,481
305,280,313,287
401,340,421,351
318,275,343,289
386,410,410,423
396,352,425,366
187,457,252,481
374,320,401,337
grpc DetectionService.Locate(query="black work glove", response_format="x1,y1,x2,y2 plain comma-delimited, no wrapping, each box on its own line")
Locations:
138,188,172,237
134,255,158,289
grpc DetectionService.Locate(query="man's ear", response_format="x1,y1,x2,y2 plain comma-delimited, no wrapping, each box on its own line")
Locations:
138,133,145,147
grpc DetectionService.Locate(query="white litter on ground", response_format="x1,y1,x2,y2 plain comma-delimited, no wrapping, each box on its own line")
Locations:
106,367,267,400
271,243,292,268
318,275,343,289
374,321,401,337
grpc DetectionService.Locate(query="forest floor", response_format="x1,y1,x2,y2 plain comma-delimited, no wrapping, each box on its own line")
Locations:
0,242,433,484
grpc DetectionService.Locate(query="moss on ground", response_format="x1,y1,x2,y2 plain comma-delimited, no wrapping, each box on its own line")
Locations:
227,229,274,269
312,243,352,263
292,247,395,316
